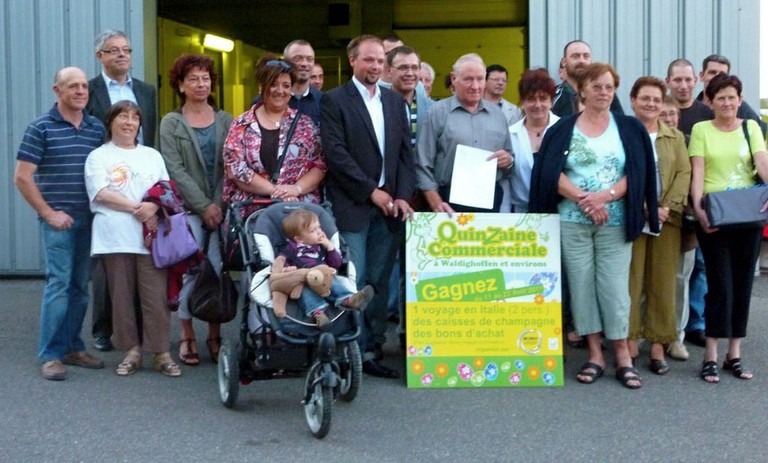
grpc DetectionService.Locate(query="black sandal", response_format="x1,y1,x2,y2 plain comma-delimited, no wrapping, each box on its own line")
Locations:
723,356,753,380
700,360,720,383
576,362,604,384
649,358,669,375
615,366,642,389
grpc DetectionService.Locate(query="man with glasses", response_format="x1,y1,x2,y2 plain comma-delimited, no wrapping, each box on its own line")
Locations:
87,30,157,147
283,39,323,126
385,46,434,148
484,64,522,127
86,29,157,353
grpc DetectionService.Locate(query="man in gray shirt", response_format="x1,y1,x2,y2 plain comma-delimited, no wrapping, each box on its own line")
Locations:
416,53,513,214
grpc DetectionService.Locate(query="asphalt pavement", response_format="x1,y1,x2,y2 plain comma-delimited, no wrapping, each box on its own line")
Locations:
3,276,768,462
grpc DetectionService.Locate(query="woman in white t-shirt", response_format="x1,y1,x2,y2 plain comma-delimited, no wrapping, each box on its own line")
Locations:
85,101,180,378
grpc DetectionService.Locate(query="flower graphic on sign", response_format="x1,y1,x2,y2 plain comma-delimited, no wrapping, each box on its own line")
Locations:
534,294,545,304
456,213,474,226
435,363,449,378
544,357,557,371
473,358,485,369
527,366,541,381
411,360,424,375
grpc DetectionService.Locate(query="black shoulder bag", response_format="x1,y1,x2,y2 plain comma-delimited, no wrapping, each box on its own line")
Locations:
189,232,238,323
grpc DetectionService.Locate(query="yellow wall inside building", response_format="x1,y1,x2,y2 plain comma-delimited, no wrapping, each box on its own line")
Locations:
397,27,526,102
157,17,274,118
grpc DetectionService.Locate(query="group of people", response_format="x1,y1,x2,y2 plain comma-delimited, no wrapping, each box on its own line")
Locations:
14,30,768,388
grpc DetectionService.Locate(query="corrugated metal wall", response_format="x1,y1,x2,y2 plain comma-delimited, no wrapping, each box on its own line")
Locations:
1,0,149,275
1,0,762,274
528,0,762,112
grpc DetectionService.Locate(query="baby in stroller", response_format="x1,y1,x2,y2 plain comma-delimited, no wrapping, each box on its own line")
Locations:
278,209,374,329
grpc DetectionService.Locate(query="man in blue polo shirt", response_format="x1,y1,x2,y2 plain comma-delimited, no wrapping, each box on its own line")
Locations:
15,67,106,381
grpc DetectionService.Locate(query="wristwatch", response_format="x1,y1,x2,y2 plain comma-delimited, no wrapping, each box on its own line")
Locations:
608,188,616,201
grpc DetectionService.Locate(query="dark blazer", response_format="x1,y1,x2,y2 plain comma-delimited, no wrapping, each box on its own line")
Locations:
86,75,158,147
528,113,659,241
320,80,415,232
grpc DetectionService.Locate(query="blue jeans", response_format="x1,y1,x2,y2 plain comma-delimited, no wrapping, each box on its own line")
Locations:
686,247,707,332
299,279,355,316
342,208,401,359
38,214,92,362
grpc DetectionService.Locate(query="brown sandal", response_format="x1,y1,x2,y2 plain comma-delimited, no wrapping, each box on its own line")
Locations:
206,337,221,364
153,353,181,377
116,349,142,376
179,338,200,366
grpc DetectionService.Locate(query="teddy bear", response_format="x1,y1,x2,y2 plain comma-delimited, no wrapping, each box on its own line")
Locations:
269,255,336,318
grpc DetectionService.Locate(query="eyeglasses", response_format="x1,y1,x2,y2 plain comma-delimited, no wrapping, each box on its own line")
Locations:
185,76,211,85
589,83,615,92
394,64,420,73
266,60,292,70
101,47,133,55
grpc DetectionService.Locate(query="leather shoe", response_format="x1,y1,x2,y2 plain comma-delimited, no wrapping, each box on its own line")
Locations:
374,343,384,361
41,360,66,381
63,351,105,369
685,330,706,348
667,341,690,361
93,337,113,352
362,359,400,378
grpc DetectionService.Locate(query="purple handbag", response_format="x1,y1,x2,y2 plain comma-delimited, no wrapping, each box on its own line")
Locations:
151,212,199,268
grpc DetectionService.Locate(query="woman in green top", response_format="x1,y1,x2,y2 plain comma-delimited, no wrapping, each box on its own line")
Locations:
160,54,234,365
627,77,690,375
689,73,768,383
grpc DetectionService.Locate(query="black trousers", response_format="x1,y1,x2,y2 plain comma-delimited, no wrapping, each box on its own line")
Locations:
695,225,761,338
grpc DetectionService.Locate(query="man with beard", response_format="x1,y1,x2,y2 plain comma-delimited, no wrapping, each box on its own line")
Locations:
551,40,624,116
320,35,415,378
283,40,323,126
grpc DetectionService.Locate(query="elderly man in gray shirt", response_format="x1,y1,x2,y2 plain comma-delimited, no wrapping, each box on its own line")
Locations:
416,53,513,214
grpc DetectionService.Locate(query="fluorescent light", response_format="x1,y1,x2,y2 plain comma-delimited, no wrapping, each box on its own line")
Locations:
203,34,234,52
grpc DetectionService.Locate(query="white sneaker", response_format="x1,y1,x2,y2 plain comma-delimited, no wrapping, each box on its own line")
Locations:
667,341,689,361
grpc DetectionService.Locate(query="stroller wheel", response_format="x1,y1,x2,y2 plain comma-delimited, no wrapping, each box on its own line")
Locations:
218,339,240,408
303,362,333,438
338,341,362,402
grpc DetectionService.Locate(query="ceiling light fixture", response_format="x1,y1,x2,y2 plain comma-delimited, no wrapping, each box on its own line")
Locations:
203,34,234,52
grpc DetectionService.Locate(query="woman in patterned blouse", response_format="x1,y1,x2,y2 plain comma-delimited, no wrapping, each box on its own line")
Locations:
222,54,325,216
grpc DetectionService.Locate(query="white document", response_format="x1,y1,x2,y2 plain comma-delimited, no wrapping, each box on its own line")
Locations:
449,144,498,209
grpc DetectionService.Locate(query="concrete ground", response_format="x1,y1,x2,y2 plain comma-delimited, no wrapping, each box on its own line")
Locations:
2,276,768,461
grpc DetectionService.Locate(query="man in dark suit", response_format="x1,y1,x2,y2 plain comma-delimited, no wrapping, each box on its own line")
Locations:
321,35,415,378
86,30,157,147
86,29,158,352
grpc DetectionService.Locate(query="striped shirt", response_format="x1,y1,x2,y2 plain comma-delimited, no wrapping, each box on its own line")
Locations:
17,104,105,214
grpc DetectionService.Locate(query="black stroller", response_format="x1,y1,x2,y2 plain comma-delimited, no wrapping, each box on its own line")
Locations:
217,200,363,439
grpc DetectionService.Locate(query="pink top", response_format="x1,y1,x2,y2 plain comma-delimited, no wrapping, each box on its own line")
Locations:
222,103,325,211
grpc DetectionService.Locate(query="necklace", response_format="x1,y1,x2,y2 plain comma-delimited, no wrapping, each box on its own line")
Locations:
259,107,282,128
525,121,546,138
